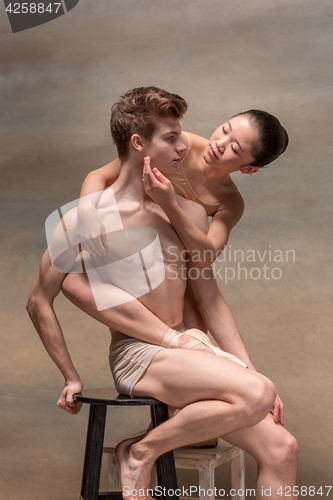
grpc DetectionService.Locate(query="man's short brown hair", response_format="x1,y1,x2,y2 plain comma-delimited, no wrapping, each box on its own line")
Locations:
110,86,188,159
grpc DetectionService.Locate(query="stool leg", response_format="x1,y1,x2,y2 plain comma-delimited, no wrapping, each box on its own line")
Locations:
198,461,209,500
108,452,121,491
230,450,245,500
81,404,107,500
150,405,179,500
198,460,215,500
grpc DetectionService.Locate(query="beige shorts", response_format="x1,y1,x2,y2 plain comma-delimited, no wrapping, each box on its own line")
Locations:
109,338,164,397
109,328,247,397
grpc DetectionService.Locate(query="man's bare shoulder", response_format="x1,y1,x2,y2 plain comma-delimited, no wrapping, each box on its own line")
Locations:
176,195,208,234
47,207,81,274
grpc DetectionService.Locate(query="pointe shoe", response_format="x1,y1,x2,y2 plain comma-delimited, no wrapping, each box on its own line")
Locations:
181,328,247,368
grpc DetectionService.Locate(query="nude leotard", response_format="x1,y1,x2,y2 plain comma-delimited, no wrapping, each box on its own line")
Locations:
163,133,239,217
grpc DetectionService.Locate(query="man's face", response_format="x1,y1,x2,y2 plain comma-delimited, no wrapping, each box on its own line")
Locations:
143,118,187,173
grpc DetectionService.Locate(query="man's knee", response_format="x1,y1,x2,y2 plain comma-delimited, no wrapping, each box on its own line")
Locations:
277,434,299,466
246,375,276,425
266,433,299,469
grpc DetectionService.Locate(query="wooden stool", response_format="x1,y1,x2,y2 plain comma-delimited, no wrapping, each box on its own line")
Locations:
76,388,179,500
104,438,245,500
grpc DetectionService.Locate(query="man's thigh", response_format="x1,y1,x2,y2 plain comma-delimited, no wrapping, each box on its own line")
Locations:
132,348,267,409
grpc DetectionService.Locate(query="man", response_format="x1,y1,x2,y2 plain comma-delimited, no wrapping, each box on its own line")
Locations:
27,87,298,500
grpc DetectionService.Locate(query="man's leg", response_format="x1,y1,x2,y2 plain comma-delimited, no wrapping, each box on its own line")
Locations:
222,413,299,499
116,348,276,500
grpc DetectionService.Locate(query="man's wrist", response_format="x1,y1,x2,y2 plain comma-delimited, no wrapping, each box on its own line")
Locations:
64,369,82,385
65,378,82,384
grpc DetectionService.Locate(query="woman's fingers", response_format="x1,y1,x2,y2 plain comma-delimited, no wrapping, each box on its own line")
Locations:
152,167,166,183
143,156,153,178
273,394,285,426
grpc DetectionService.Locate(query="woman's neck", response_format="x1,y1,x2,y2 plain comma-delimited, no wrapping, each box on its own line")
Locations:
196,144,231,184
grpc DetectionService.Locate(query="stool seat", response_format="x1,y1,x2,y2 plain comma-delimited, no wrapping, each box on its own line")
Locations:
77,387,164,406
76,388,178,500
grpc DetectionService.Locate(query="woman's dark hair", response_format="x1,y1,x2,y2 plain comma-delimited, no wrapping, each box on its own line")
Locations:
235,110,289,168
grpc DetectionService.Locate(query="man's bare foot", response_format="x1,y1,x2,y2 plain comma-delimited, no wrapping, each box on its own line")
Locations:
115,435,154,500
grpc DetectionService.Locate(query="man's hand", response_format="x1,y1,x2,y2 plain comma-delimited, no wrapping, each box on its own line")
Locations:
142,156,176,209
272,393,285,426
57,381,83,415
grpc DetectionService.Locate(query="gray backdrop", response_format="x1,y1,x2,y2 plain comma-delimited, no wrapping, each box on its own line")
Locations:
1,1,332,498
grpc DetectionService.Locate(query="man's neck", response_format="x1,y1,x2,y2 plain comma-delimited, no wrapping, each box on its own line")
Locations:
112,156,148,203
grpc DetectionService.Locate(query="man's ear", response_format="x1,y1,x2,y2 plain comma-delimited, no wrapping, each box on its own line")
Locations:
131,134,144,152
240,165,259,174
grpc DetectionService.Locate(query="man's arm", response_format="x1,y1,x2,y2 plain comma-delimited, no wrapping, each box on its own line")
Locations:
76,159,121,256
26,250,83,414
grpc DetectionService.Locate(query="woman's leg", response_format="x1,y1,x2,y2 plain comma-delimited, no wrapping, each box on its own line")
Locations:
222,413,299,499
116,348,276,500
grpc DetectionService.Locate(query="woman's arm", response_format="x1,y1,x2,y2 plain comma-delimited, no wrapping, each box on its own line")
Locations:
142,157,244,268
187,261,256,370
76,159,121,256
80,159,122,196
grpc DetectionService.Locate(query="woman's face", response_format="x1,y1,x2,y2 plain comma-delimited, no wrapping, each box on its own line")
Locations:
203,114,259,174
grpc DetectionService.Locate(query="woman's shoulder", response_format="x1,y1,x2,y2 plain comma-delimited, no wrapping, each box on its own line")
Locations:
181,132,207,167
215,189,245,218
182,131,207,148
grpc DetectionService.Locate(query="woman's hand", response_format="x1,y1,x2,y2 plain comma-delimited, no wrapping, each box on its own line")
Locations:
247,365,285,425
75,205,109,256
272,393,285,426
142,156,177,209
